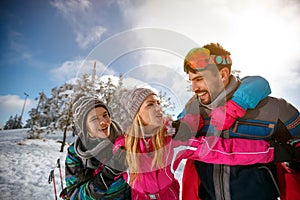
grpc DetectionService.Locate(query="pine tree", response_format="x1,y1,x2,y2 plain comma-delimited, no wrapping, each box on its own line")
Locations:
4,115,14,130
27,92,48,139
45,84,73,133
3,114,23,129
13,114,21,129
99,75,129,130
158,90,176,118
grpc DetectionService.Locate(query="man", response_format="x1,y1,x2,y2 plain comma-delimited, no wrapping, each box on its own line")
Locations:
181,43,300,200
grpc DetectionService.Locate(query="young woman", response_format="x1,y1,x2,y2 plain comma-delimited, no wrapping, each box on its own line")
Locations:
61,95,130,200
110,88,284,200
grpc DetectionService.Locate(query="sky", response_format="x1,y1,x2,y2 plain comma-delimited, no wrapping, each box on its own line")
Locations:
1,0,300,127
0,129,185,199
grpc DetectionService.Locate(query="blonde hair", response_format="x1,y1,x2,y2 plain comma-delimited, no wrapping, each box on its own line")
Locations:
125,114,166,184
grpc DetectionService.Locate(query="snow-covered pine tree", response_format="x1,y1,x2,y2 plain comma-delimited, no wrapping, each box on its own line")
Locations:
27,92,48,139
43,83,74,151
44,86,66,135
3,114,24,129
73,74,95,96
4,115,14,130
158,90,176,118
47,84,73,133
100,75,130,130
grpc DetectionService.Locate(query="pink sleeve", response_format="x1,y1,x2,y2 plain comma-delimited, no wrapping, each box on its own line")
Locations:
186,136,274,165
113,135,125,153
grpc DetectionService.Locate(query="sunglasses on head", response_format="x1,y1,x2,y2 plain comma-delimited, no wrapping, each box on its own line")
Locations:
187,48,232,71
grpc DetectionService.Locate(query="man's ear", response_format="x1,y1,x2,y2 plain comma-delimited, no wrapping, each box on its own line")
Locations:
219,67,230,82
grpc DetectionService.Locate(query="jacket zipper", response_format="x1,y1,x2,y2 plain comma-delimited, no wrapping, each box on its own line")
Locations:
232,120,275,133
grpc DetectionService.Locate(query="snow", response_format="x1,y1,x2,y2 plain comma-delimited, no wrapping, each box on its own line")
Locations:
0,129,186,200
0,128,74,200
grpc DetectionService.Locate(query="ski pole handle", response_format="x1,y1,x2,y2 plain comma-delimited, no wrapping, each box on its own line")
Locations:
49,170,58,200
48,170,54,184
57,158,61,168
57,158,64,190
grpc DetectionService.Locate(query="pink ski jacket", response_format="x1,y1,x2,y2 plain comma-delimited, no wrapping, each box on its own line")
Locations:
113,127,275,200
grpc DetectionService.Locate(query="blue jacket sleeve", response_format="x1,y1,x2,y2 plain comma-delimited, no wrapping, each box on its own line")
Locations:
232,76,271,110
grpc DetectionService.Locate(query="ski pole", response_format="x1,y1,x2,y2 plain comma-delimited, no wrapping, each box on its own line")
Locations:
48,170,58,200
57,158,64,191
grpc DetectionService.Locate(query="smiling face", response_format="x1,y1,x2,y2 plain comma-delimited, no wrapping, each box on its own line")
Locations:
186,48,231,105
188,68,227,105
86,107,111,138
137,94,164,130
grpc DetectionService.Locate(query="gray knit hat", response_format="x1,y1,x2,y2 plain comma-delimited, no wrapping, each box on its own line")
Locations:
120,88,156,121
72,94,110,137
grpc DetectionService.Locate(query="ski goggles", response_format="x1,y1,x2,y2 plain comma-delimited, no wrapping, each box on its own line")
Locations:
185,48,232,71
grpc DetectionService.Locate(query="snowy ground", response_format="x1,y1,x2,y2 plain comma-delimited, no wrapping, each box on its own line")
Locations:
0,129,185,200
0,128,74,200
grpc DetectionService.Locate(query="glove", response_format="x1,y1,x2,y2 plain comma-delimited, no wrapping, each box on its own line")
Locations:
271,140,293,162
271,119,300,163
210,100,246,130
92,165,121,190
92,148,127,190
172,120,193,141
181,114,204,133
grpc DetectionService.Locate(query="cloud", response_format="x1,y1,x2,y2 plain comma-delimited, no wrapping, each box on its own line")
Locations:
51,0,300,110
50,59,82,83
50,58,116,84
0,95,33,127
50,0,91,23
75,26,107,49
116,0,300,109
50,0,107,49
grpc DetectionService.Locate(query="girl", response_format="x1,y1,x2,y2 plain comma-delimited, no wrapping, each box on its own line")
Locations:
61,95,130,200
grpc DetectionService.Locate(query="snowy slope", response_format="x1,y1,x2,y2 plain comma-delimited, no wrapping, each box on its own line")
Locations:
0,129,185,200
0,129,74,200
